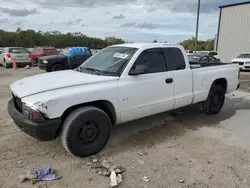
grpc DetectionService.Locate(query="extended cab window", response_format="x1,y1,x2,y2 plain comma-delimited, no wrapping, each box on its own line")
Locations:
162,48,186,71
132,48,166,74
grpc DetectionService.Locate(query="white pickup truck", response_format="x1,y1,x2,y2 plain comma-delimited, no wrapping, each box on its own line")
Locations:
8,43,240,157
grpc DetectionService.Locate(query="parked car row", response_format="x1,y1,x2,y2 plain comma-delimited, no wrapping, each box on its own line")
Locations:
0,46,92,71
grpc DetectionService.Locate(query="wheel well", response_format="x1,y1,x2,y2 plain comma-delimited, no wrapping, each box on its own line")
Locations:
52,62,65,68
61,100,117,125
212,78,227,92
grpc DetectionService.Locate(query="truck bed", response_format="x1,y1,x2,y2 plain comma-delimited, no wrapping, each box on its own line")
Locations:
190,62,230,69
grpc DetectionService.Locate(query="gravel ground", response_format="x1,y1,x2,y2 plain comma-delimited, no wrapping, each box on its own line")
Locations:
0,67,250,188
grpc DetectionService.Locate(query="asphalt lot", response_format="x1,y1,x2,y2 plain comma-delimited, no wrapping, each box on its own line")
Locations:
0,67,250,188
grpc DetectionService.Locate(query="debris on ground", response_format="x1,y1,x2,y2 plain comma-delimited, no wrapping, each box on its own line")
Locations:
168,144,180,148
18,168,61,183
110,171,123,187
207,160,212,164
23,65,31,69
37,182,48,188
138,151,148,156
179,180,185,183
17,160,23,164
229,166,243,181
138,160,145,165
87,158,126,187
101,160,114,169
142,176,150,182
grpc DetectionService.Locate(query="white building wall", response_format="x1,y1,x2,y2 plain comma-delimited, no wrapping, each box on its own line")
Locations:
217,3,250,62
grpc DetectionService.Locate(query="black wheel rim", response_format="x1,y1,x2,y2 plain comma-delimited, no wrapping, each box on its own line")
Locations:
79,121,99,144
212,93,222,112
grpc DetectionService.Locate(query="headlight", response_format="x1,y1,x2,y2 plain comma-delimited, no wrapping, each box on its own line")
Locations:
22,104,45,122
245,61,250,64
43,60,48,64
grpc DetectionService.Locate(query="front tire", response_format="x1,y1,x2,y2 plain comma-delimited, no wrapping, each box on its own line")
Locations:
61,106,112,157
52,64,64,71
202,85,225,114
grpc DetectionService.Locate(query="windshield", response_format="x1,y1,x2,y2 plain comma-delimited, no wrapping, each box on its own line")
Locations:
80,46,138,76
188,56,199,62
237,53,250,58
9,48,29,53
43,49,58,54
196,51,208,56
60,48,71,56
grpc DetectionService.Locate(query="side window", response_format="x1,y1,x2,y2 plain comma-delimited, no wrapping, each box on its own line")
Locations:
162,48,186,71
208,56,216,62
132,48,166,74
200,56,208,61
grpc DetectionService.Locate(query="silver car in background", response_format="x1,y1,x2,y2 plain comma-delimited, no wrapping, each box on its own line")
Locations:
0,47,31,68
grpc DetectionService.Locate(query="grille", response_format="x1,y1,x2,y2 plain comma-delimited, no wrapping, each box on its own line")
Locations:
12,93,22,112
233,62,244,65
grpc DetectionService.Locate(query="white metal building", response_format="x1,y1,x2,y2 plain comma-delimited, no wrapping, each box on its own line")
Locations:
215,1,250,62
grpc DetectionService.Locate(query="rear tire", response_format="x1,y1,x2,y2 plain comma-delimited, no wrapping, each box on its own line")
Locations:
61,106,112,157
202,85,225,114
4,60,9,69
52,64,64,71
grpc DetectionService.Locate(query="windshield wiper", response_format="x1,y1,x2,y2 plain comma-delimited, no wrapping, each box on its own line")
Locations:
84,67,102,75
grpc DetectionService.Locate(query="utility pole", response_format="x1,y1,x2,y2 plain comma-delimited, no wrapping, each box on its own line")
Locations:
195,0,200,53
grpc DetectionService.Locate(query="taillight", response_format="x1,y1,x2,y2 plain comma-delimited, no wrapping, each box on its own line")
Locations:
7,53,11,58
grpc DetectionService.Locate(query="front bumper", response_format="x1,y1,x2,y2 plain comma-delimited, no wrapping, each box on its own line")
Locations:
8,99,61,141
239,65,250,70
38,61,52,72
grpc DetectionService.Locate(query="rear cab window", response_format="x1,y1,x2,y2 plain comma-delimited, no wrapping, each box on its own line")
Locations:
31,49,41,54
162,47,186,71
131,48,167,74
9,48,29,54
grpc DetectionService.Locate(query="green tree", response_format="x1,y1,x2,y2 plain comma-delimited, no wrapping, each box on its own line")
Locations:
0,28,125,49
179,37,215,51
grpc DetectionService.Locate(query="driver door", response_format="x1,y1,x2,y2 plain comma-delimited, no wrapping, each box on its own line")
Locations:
68,55,88,68
118,48,175,123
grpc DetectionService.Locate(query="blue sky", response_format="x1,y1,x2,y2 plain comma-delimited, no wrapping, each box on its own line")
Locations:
0,0,244,42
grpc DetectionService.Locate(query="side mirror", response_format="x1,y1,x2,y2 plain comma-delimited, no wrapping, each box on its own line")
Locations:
129,65,148,75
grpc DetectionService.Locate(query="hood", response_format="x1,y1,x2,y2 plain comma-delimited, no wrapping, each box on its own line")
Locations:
10,70,118,98
231,58,250,62
39,55,66,60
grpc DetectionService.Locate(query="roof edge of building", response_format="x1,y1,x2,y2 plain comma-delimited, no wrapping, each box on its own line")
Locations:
219,1,250,9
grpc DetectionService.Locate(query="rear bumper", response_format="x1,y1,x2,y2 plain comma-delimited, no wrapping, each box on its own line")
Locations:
8,99,61,141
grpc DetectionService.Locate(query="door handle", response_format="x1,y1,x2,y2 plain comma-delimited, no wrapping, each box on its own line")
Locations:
165,78,173,84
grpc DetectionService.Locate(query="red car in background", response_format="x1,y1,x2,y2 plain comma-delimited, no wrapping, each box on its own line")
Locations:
29,46,59,65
